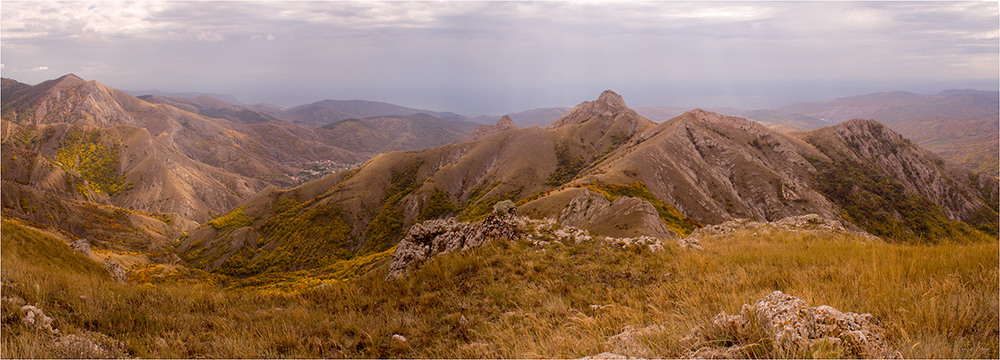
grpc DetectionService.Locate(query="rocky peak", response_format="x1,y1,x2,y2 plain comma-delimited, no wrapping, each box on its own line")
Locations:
48,74,87,90
54,73,85,83
596,90,627,111
497,114,514,128
467,114,518,141
834,118,900,141
547,89,640,129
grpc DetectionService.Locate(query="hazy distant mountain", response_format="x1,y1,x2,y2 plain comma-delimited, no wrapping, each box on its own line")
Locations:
768,90,999,174
181,90,996,277
138,94,283,124
320,113,477,154
470,107,572,128
467,114,517,141
124,89,245,105
706,108,830,132
282,99,467,127
772,90,998,123
633,106,690,122
936,89,999,97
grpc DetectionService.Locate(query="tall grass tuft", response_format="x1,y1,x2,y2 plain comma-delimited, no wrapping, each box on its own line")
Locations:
2,218,996,358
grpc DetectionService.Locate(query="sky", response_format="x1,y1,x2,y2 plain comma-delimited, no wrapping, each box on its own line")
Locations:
2,0,998,115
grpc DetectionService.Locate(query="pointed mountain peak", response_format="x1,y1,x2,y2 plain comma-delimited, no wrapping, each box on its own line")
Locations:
468,114,517,141
547,90,634,129
56,73,84,82
832,118,901,141
596,89,626,109
42,73,87,89
497,114,514,127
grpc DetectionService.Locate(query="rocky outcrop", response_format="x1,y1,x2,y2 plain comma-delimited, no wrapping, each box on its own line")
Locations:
21,305,59,335
605,324,666,358
685,214,880,242
683,291,899,359
54,334,111,359
387,199,680,279
13,302,126,358
102,261,128,283
548,90,630,129
554,189,677,240
72,239,91,256
386,200,520,279
468,114,516,141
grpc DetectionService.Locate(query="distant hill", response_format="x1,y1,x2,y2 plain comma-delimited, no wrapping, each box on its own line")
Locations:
137,94,283,124
633,106,689,122
124,89,245,105
320,113,477,154
937,89,999,97
181,90,996,278
1,74,366,230
768,90,999,174
471,107,572,128
282,99,467,127
637,90,998,175
772,90,998,123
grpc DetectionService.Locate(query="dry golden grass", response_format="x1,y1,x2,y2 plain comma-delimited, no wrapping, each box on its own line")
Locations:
2,218,996,358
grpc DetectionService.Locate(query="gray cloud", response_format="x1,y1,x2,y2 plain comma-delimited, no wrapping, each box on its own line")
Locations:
1,1,996,114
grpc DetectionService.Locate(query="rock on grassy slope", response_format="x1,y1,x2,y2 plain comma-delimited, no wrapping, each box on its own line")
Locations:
681,291,900,359
386,200,693,280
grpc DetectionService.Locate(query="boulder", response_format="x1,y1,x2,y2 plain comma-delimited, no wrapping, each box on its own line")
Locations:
683,291,900,359
20,305,59,335
386,201,519,279
685,214,880,242
103,261,127,283
71,239,91,256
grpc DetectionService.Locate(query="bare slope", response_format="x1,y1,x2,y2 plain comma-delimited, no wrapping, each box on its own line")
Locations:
320,113,477,154
137,94,282,124
283,99,467,127
0,75,368,229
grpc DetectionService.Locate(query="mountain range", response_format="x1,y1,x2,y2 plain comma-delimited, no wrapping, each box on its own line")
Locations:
176,89,997,279
2,74,996,260
470,92,999,176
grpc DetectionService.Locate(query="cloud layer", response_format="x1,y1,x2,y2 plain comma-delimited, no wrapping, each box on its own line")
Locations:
2,1,997,113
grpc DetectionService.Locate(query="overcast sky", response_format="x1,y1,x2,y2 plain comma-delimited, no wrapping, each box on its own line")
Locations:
2,1,997,115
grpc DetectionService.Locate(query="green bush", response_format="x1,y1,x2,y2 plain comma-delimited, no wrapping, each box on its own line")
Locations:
546,143,588,186
418,189,458,221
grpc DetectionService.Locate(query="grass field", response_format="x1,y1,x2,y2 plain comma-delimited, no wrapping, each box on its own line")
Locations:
2,218,996,358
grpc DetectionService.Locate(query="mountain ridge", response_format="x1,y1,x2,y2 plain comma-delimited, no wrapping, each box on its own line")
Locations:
180,90,997,278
